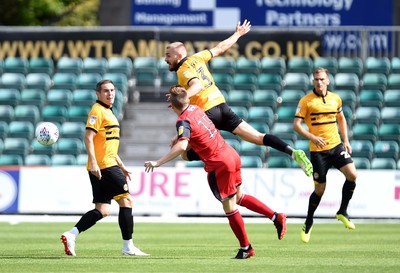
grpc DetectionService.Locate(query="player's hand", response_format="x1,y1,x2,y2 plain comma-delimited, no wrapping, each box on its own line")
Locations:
119,165,132,181
90,164,102,180
312,136,326,149
144,161,158,173
236,19,251,36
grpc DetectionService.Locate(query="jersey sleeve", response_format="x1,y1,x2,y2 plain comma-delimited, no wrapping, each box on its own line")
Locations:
295,97,307,119
176,119,191,141
86,105,103,133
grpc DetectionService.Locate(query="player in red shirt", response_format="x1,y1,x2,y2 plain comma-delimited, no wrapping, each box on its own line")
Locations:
144,85,287,259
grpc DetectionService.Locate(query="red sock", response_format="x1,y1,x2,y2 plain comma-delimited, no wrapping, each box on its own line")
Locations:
237,194,275,219
226,209,250,247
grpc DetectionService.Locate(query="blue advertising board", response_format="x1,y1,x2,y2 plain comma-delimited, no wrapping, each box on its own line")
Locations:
0,169,19,213
131,0,393,27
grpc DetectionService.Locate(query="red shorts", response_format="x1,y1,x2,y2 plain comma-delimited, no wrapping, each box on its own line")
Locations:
204,145,242,201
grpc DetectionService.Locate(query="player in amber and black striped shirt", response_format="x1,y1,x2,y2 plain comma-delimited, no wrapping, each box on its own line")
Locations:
294,67,357,243
60,80,148,257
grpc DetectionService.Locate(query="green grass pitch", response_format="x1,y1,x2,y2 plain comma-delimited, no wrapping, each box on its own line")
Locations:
0,221,399,273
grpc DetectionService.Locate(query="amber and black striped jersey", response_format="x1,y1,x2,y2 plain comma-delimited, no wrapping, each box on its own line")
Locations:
176,50,226,112
85,100,120,170
295,90,342,152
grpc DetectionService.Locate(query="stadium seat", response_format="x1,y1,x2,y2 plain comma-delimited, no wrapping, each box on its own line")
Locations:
133,57,158,73
287,57,313,74
26,73,52,90
185,160,205,168
313,57,338,75
260,57,286,76
52,73,77,90
351,123,378,142
76,73,102,89
0,121,8,140
334,73,360,93
0,59,3,74
0,73,26,91
2,137,30,157
358,89,384,109
334,90,357,111
370,158,397,169
271,122,297,143
374,140,399,160
134,70,158,87
387,74,400,89
76,154,88,165
378,123,400,143
14,105,40,124
354,106,380,126
276,105,297,123
0,105,14,123
210,57,235,74
67,105,91,123
338,57,363,76
72,89,97,106
352,157,371,169
241,155,263,168
252,89,278,110
247,106,274,126
232,73,258,91
342,105,354,126
4,57,29,74
235,57,260,75
230,106,248,120
24,154,51,166
8,121,35,140
240,141,266,159
55,138,84,156
20,88,46,107
160,70,178,88
29,57,54,75
248,121,270,134
391,57,400,73
0,154,23,166
350,140,374,160
0,88,20,107
267,155,292,168
108,57,133,76
157,58,169,74
257,73,283,92
361,73,387,91
30,139,56,156
41,105,68,123
56,57,83,74
294,139,310,158
51,154,77,166
213,72,233,91
383,89,400,107
283,73,310,91
46,89,73,107
279,89,304,106
82,57,108,74
225,139,241,152
365,57,391,75
60,121,86,139
228,89,253,108
380,107,400,124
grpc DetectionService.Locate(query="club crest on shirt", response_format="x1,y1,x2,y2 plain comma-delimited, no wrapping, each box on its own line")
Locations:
89,115,97,125
178,125,184,136
183,71,194,79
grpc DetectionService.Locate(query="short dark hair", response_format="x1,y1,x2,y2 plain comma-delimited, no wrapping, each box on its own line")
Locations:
169,85,189,109
96,79,114,92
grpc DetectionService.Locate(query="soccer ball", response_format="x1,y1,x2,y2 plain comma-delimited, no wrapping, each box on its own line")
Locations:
35,122,59,146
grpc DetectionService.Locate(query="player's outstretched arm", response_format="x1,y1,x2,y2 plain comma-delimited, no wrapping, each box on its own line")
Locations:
210,19,251,57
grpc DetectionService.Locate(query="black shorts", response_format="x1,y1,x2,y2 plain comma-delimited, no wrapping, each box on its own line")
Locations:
310,143,353,183
89,165,129,204
205,103,242,133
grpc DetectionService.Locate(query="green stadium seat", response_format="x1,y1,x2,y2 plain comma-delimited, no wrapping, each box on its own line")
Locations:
230,106,248,120
294,139,310,158
0,105,14,123
185,160,205,168
212,72,233,91
0,59,3,74
102,73,129,97
374,140,399,160
30,139,56,156
365,57,391,75
248,122,270,134
0,88,20,107
0,138,3,153
56,57,83,74
338,57,363,76
4,57,29,74
287,57,313,74
108,57,133,76
29,57,54,75
46,89,73,107
210,57,235,74
228,89,253,108
76,73,102,89
313,57,338,75
354,106,380,126
380,107,400,124
252,89,278,110
235,57,260,75
350,140,374,160
276,105,296,123
342,105,354,126
14,105,40,124
134,70,158,87
391,57,400,73
387,74,400,89
358,89,384,109
361,73,387,91
160,70,178,88
0,154,23,166
260,57,286,76
240,141,266,159
20,88,46,107
257,73,283,92
271,123,297,143
225,139,241,153
41,105,68,123
334,73,360,93
55,138,84,156
378,123,400,143
283,73,310,91
334,90,357,111
352,157,371,169
0,73,26,91
51,154,77,166
232,73,257,91
351,123,378,142
8,121,35,140
0,121,8,140
133,57,158,73
3,137,30,157
60,121,86,139
52,73,77,90
267,155,292,168
279,89,305,106
247,106,274,126
241,155,263,168
76,154,88,165
82,57,108,75
67,105,91,123
72,89,97,106
370,158,397,169
26,73,52,90
24,154,51,166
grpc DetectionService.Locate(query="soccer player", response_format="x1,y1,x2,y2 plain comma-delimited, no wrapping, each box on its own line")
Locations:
60,80,148,256
164,19,313,177
293,67,357,243
144,85,287,259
